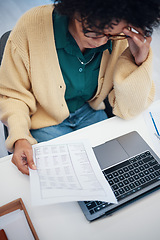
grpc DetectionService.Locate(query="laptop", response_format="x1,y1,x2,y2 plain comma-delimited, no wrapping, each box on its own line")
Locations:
78,131,160,221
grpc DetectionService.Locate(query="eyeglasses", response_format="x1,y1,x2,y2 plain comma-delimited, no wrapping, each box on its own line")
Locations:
83,29,129,40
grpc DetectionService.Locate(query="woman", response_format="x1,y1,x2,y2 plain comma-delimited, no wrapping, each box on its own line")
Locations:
0,0,160,174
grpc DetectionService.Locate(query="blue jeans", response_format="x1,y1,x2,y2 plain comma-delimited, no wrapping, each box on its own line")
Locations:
30,103,108,143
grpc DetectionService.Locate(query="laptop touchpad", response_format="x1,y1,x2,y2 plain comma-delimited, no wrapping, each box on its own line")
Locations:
93,139,129,170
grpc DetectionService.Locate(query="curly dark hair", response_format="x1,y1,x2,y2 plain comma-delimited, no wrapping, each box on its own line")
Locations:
53,0,160,36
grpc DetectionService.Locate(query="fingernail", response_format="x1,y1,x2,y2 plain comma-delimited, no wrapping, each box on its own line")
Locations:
32,164,37,170
123,28,129,33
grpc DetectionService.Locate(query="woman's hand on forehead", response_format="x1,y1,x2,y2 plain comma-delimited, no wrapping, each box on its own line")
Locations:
122,26,152,66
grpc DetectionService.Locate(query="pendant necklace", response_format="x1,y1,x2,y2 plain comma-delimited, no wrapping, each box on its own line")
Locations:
77,53,96,66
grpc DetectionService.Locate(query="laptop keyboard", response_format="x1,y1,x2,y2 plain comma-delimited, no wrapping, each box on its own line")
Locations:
84,150,160,215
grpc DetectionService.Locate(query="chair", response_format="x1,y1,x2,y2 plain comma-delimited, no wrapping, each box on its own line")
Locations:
0,31,11,140
0,31,11,64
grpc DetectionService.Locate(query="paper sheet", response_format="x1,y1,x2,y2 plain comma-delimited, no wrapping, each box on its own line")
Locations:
30,139,117,206
0,210,34,240
143,100,160,157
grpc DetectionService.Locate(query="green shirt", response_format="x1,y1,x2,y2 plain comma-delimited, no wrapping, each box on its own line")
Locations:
53,10,112,112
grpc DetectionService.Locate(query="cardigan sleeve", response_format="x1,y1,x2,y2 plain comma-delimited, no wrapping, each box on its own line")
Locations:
0,38,37,152
108,47,155,119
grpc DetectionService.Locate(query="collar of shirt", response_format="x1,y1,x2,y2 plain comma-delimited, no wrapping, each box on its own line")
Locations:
52,10,112,56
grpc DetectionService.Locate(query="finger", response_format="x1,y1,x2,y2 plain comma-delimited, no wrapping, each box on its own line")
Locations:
12,139,36,175
131,35,152,47
12,148,36,174
21,164,30,175
24,148,37,170
123,28,145,42
124,28,152,48
12,156,30,175
128,25,145,36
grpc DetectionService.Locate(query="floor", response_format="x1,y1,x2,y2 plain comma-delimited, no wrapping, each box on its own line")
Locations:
0,0,160,157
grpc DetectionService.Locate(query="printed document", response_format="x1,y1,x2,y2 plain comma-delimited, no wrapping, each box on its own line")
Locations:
29,140,117,206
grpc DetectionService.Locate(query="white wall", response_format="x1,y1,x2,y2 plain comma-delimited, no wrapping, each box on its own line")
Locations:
151,29,160,101
0,0,52,36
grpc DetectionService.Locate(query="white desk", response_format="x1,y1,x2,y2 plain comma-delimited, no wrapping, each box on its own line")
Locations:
0,115,160,240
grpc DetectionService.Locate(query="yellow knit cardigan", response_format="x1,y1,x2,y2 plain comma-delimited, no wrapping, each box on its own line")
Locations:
0,5,155,152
